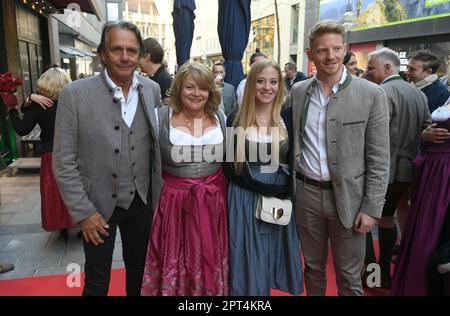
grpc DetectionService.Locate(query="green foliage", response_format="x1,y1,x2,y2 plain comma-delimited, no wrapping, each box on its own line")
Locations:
384,0,402,22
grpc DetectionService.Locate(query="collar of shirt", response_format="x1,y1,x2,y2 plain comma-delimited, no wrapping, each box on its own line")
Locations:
314,66,348,94
104,68,140,128
381,74,401,84
151,65,165,79
104,68,139,94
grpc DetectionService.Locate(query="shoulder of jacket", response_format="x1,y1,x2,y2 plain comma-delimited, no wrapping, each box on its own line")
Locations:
292,77,314,92
63,76,100,94
138,74,159,89
352,77,384,95
224,82,235,91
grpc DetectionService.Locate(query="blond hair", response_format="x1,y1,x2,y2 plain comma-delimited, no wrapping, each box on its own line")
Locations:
169,62,221,119
308,19,345,48
232,59,288,173
37,67,72,101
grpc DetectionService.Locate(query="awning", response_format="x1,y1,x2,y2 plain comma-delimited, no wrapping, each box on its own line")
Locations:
78,49,97,57
60,45,96,57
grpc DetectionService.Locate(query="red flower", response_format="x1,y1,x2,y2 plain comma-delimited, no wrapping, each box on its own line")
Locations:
0,72,23,108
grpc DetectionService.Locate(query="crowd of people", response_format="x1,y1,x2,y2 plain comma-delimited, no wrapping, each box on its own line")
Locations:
1,18,449,297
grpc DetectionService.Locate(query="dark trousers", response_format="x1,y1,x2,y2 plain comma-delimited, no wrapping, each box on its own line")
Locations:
82,195,153,296
382,181,411,217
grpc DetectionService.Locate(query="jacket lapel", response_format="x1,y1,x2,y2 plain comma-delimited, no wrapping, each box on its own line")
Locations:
293,79,315,161
137,83,159,140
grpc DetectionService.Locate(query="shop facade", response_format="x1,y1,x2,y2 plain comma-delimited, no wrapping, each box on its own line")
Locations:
303,1,450,76
0,0,51,163
0,0,105,165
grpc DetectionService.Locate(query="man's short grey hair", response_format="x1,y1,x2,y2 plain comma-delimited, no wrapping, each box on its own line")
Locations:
285,62,297,72
368,48,400,73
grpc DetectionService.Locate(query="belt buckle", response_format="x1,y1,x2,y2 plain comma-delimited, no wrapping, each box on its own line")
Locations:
316,179,321,189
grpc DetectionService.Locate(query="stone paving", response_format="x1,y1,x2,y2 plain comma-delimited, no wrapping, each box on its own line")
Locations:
0,169,124,281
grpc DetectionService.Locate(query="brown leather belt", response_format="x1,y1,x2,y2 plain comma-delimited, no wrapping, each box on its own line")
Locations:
296,173,333,190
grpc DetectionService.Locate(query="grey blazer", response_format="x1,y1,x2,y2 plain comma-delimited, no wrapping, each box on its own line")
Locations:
53,71,163,224
222,82,237,116
291,75,390,228
381,77,431,183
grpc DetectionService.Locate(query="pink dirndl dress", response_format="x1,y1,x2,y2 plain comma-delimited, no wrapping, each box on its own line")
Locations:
141,168,229,295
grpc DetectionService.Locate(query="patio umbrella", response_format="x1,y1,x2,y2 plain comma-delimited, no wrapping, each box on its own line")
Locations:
217,0,251,90
172,0,196,68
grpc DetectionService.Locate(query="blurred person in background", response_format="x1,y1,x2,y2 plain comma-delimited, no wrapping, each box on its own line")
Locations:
8,66,75,242
284,62,306,92
212,62,236,116
140,37,172,105
343,51,358,76
406,50,450,113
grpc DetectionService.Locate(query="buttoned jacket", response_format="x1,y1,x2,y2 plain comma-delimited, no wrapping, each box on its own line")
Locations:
53,71,163,223
287,75,390,228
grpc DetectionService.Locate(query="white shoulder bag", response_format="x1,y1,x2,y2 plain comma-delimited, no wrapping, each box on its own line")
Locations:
255,195,292,226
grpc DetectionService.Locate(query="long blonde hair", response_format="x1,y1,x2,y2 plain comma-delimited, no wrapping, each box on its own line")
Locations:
232,59,287,173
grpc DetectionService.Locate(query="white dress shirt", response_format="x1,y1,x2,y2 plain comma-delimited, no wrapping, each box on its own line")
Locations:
236,78,246,106
299,68,348,181
105,69,140,128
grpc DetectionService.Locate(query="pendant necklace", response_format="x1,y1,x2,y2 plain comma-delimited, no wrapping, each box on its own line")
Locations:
256,115,270,125
183,113,203,129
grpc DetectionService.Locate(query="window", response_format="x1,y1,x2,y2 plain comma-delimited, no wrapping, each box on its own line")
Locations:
291,4,299,44
107,3,119,21
243,15,275,73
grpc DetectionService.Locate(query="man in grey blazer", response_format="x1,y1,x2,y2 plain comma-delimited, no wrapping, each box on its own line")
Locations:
365,48,431,288
213,62,237,116
53,21,162,296
285,20,390,295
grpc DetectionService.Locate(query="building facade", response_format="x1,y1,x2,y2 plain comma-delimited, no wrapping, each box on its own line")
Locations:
122,0,176,74
0,0,106,161
189,0,308,74
305,0,450,76
189,0,222,68
249,0,307,73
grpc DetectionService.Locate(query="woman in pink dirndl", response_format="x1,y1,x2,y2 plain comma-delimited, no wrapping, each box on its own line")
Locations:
141,62,229,296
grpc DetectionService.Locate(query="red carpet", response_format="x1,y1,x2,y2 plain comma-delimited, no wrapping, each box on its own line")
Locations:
0,269,126,296
0,242,390,296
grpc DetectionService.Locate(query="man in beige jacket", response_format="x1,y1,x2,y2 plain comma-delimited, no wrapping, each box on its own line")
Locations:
285,20,390,295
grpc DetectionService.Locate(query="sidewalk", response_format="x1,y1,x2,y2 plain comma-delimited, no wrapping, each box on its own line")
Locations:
0,169,124,282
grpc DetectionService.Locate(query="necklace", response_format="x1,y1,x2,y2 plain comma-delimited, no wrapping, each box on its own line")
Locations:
182,112,203,129
184,118,198,128
256,115,270,125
